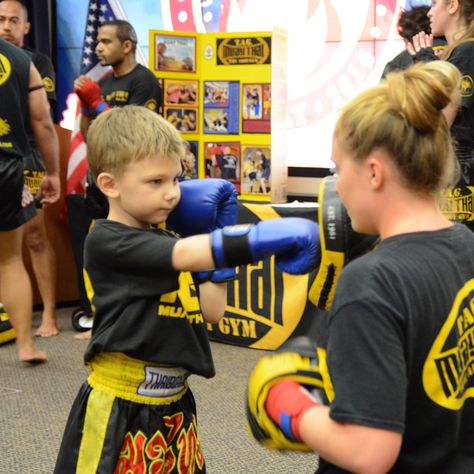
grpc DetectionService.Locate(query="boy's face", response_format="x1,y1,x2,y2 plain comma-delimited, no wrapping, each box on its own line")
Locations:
107,154,182,228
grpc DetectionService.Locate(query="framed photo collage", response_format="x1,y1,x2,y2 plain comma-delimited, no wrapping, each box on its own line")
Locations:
152,31,272,197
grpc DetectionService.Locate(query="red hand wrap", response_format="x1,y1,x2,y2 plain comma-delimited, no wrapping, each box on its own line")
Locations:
75,80,109,114
265,380,320,441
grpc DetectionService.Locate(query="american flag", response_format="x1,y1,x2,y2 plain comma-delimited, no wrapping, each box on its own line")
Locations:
65,0,231,194
66,0,145,195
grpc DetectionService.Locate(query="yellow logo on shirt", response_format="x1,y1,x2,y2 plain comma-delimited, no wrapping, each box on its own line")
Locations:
145,99,157,111
0,53,12,86
158,272,204,324
423,278,474,410
0,117,10,136
461,75,473,97
42,76,55,93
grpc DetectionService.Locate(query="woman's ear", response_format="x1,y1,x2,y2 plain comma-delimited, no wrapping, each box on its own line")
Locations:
96,172,119,198
366,153,384,190
448,0,460,15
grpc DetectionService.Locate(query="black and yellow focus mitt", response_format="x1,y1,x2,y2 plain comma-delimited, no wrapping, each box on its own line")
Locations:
246,336,328,451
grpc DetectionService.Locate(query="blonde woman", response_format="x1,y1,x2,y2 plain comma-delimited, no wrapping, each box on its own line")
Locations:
254,61,474,473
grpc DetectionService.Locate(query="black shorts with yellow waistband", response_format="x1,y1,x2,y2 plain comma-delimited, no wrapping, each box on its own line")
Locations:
0,157,36,231
54,353,206,474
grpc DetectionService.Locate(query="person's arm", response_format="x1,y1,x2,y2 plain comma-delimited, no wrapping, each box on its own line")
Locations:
74,75,108,140
170,233,227,323
28,63,60,205
33,52,57,112
251,343,403,473
171,234,214,271
198,281,227,324
444,43,474,128
299,406,402,474
171,217,320,276
80,113,93,140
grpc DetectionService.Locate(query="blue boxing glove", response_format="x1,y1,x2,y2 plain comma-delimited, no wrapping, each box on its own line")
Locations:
167,179,239,283
167,179,238,237
211,218,321,275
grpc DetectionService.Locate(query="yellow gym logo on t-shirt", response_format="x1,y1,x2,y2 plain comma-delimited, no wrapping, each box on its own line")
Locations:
461,75,473,97
158,272,204,324
42,76,55,93
0,117,11,137
0,53,12,86
145,99,157,111
423,278,474,410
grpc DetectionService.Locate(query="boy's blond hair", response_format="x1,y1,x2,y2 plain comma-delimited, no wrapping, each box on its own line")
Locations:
87,105,184,179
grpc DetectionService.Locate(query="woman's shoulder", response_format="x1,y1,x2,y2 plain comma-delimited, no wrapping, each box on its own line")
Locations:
446,39,474,61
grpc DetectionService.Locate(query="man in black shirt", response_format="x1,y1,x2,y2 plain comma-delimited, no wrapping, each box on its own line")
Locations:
74,19,162,139
0,0,59,337
0,37,60,363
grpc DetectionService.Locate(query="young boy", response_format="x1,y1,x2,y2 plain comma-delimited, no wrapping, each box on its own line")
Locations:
54,105,320,473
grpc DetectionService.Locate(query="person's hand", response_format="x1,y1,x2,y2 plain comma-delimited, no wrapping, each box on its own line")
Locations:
265,380,320,441
37,174,61,206
73,75,92,92
167,178,239,283
407,32,433,56
74,75,95,117
21,184,34,208
246,336,327,451
74,76,109,117
167,178,239,237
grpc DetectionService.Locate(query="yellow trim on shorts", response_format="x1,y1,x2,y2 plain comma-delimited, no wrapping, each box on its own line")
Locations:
76,388,115,474
87,352,189,405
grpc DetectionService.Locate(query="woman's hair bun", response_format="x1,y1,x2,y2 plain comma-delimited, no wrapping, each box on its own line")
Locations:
385,61,461,133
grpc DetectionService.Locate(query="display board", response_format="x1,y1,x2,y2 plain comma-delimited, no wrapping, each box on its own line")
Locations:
149,29,288,203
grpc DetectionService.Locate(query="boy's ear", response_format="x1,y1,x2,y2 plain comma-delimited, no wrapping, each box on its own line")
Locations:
96,172,119,198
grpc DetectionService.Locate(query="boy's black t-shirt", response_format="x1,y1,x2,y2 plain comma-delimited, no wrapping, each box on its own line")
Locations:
83,220,216,378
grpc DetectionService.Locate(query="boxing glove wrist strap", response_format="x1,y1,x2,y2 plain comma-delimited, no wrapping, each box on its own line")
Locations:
212,225,254,267
80,107,96,119
94,100,109,114
194,267,237,284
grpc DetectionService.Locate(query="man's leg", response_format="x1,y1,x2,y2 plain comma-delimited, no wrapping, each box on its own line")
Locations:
23,209,58,336
0,226,47,362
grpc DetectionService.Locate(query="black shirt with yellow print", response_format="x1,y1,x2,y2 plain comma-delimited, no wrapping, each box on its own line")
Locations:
83,219,216,378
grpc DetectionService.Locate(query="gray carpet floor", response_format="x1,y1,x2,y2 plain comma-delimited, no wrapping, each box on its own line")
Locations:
1,307,318,473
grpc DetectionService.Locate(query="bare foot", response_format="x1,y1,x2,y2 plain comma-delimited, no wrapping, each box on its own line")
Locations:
19,348,47,364
35,322,59,337
74,329,91,340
